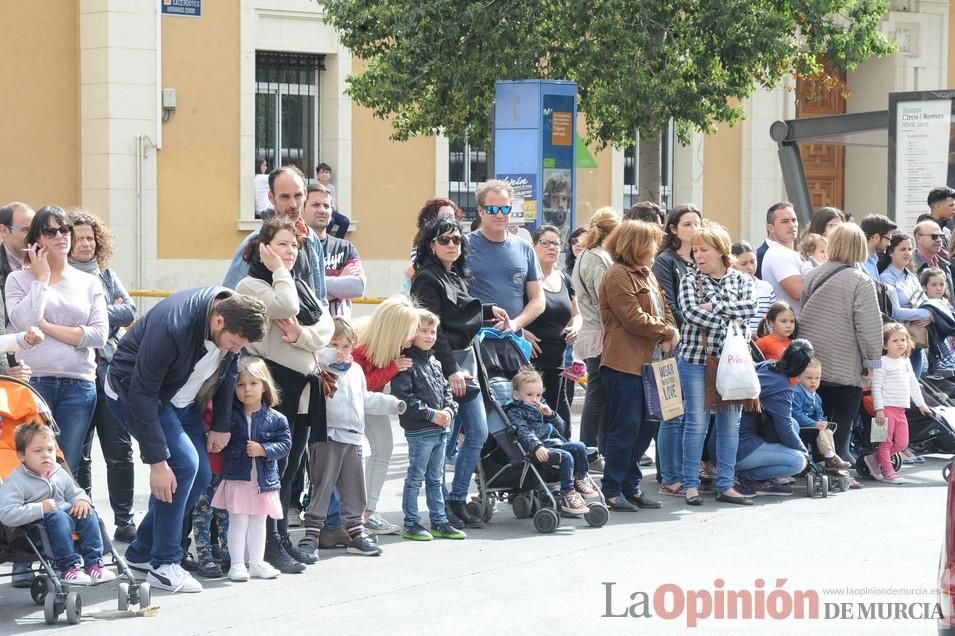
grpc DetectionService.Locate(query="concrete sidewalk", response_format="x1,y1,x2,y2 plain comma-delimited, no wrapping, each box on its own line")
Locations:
0,417,947,635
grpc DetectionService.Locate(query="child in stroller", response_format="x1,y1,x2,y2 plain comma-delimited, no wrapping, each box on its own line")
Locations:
0,421,116,585
504,367,596,515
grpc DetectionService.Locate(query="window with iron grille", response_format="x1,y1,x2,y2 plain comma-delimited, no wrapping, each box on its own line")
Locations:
623,120,676,210
449,140,490,224
255,51,325,180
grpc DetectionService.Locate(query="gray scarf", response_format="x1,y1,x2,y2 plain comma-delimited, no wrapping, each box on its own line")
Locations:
69,257,99,276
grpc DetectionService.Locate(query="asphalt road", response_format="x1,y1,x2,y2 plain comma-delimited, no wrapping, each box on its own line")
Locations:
0,417,946,635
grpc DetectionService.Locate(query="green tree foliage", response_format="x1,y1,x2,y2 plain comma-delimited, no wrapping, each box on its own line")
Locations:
324,0,893,150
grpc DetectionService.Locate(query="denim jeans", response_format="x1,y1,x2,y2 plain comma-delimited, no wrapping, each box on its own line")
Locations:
600,367,654,499
43,508,103,571
403,433,449,527
657,414,685,485
543,440,590,493
579,356,608,453
31,377,97,476
107,393,210,566
735,442,807,482
678,359,743,492
446,394,488,502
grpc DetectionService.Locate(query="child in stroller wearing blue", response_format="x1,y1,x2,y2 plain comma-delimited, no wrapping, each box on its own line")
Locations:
504,367,596,515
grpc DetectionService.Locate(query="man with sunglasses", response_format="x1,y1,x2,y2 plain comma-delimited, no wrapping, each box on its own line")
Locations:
465,180,545,333
913,219,955,299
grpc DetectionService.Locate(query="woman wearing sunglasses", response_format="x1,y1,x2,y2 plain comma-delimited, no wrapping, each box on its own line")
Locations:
5,205,108,475
410,217,509,529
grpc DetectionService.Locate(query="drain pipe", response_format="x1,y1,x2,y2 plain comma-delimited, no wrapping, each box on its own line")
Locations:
135,134,156,290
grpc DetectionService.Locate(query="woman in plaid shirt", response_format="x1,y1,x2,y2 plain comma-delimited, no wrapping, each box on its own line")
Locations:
675,223,756,506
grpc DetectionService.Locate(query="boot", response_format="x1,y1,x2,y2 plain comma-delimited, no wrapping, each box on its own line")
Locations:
448,500,484,529
444,503,465,527
264,534,306,574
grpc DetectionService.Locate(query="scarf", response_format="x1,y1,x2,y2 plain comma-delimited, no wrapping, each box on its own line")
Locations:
69,257,99,275
248,253,323,327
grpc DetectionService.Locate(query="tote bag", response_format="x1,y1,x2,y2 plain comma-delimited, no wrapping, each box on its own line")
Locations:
715,320,760,401
643,354,684,421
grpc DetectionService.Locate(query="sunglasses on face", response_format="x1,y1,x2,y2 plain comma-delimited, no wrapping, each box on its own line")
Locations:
39,225,72,238
433,235,462,246
537,240,560,248
920,233,943,241
482,205,512,216
570,237,581,246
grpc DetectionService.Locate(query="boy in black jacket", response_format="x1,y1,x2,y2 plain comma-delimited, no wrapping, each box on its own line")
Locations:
505,367,595,514
390,310,465,541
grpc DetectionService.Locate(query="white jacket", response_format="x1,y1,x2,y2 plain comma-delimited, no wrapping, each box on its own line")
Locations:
318,348,404,445
871,355,926,410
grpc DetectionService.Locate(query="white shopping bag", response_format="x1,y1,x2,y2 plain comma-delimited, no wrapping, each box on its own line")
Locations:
715,320,761,401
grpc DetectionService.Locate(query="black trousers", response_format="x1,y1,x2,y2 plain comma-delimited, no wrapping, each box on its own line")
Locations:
540,368,571,437
76,380,135,526
579,356,608,453
817,383,863,461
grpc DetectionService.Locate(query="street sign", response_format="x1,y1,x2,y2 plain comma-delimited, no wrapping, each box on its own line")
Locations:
161,0,201,18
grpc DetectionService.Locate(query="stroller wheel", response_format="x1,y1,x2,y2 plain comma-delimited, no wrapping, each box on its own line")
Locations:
43,591,58,625
532,508,559,534
30,575,49,606
138,583,151,609
584,503,609,528
892,452,903,473
512,494,532,519
806,473,815,498
821,475,830,498
467,500,493,524
65,591,82,625
117,582,129,611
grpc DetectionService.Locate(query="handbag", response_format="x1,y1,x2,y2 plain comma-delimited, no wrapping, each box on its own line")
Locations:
452,344,481,402
906,322,929,349
716,320,760,401
643,352,684,421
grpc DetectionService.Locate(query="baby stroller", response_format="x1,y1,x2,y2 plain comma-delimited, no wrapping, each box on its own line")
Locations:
0,376,148,624
466,330,609,533
796,422,851,497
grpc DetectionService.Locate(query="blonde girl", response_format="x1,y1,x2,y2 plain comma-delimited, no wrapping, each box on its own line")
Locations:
352,296,422,534
799,233,828,269
212,357,291,582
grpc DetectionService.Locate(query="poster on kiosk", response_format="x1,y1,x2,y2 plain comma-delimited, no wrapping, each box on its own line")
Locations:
494,80,578,242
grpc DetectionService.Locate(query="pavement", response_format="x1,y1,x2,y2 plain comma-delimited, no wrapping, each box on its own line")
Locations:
0,416,948,635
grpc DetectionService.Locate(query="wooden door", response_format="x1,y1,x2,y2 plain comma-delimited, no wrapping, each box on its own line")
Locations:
795,69,847,212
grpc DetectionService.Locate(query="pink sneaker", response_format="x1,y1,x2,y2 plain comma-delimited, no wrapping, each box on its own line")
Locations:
61,564,91,585
863,453,882,480
881,471,907,485
560,362,587,383
86,562,116,584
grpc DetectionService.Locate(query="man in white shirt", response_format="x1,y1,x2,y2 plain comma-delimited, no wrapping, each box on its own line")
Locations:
759,203,804,315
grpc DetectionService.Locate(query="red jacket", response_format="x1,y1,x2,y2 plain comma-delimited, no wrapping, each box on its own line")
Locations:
353,344,400,392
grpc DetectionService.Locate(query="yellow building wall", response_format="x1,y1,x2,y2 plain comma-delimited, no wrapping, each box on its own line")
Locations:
157,3,241,260
702,123,742,238
349,107,437,260
0,4,80,207
575,126,614,227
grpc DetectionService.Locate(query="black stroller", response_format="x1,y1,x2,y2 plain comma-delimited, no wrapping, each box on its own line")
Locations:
464,331,609,533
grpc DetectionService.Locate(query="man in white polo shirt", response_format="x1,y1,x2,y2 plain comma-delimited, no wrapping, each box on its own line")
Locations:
760,202,804,315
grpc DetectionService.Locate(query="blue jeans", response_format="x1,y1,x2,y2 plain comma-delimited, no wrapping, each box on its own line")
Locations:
446,394,488,502
403,433,449,527
600,367,654,499
43,509,103,571
31,377,97,476
543,440,589,493
107,393,210,566
657,414,685,485
735,442,807,482
679,359,742,492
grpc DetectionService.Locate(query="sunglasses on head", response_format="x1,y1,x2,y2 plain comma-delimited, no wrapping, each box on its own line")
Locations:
39,225,72,238
482,205,512,216
433,235,462,246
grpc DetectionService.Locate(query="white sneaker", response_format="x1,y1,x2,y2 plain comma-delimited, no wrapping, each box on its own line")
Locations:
86,564,117,584
248,561,280,579
124,558,150,580
863,453,882,480
882,473,907,485
228,564,250,582
147,563,203,593
365,513,400,535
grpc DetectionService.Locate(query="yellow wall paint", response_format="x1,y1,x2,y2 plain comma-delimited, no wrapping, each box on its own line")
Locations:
0,5,80,207
575,119,614,226
702,123,742,238
157,4,241,259
349,106,437,260
950,0,955,88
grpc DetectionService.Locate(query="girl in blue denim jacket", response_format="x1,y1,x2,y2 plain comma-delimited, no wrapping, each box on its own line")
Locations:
212,357,291,582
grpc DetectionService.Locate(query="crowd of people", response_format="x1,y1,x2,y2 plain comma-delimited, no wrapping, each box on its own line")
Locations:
0,166,951,596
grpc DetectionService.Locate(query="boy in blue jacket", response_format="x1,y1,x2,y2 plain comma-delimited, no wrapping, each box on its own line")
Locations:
792,359,851,470
504,367,595,515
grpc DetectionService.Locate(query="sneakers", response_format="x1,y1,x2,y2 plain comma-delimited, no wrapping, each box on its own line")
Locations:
249,561,281,579
287,507,303,528
574,478,598,498
448,500,484,529
196,558,224,578
86,563,116,584
318,525,350,549
444,502,466,527
588,456,605,473
113,523,138,543
430,523,467,539
147,562,203,593
346,534,383,556
560,361,588,383
882,472,907,485
364,513,401,536
863,453,882,480
124,558,150,580
402,524,433,541
824,455,851,470
282,535,317,565
228,564,250,582
561,491,588,515
264,536,306,574
640,454,653,467
296,536,320,561
61,564,92,585
753,481,793,496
